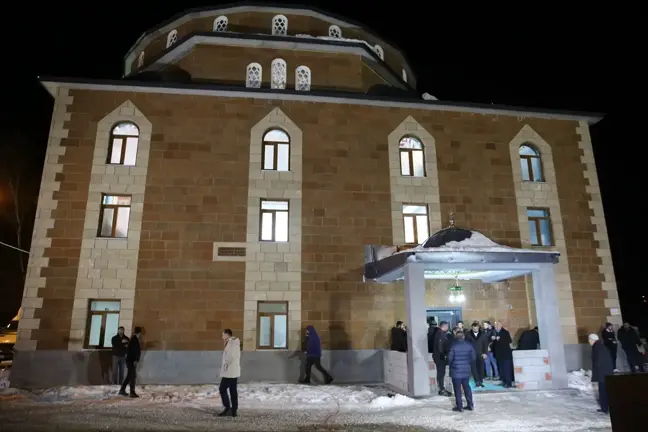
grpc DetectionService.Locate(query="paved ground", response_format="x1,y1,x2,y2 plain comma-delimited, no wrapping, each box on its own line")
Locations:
0,389,612,432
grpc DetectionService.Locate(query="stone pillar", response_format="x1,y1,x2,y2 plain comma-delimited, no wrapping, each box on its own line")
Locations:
404,263,430,397
532,264,568,389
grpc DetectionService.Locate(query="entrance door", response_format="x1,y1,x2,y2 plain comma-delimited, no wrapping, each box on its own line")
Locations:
427,308,463,329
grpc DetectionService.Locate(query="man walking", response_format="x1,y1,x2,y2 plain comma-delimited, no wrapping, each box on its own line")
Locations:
465,321,487,388
448,330,475,412
111,326,129,385
301,325,333,384
433,321,452,396
219,329,241,417
118,326,141,398
589,333,613,414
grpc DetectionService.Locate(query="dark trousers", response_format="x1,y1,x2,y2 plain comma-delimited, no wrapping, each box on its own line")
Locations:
219,377,238,410
112,356,126,385
451,378,473,410
598,380,609,413
471,358,484,384
605,345,617,369
623,348,645,372
304,357,332,382
434,357,447,390
119,361,137,394
498,358,513,385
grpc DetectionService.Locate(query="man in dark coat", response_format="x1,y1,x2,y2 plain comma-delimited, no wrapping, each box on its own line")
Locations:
482,321,499,380
111,326,129,385
302,325,333,384
390,321,407,353
119,326,142,398
601,322,618,371
465,321,488,388
517,327,540,350
492,321,514,388
427,321,438,354
617,322,645,372
433,321,452,396
448,330,475,412
589,333,613,414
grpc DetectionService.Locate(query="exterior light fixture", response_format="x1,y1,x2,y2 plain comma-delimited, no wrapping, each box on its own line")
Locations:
448,276,465,304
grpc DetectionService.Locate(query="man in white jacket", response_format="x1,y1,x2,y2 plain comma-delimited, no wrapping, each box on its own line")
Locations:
218,328,241,417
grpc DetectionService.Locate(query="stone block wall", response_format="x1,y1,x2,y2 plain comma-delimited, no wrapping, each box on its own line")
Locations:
384,350,408,393
513,349,553,390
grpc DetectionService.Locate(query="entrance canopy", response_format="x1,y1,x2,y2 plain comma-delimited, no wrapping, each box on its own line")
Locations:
364,227,560,284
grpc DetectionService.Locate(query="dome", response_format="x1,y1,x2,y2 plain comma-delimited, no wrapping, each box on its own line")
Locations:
420,227,500,249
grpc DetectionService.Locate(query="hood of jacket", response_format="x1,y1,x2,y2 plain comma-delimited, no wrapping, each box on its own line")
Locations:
306,326,322,357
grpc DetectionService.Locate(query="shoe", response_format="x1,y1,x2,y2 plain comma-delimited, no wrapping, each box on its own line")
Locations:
452,407,463,412
465,405,474,411
613,369,619,373
439,389,452,397
299,379,311,384
477,383,485,388
218,408,231,417
231,409,238,417
118,391,128,397
596,409,609,414
325,377,334,385
129,393,139,398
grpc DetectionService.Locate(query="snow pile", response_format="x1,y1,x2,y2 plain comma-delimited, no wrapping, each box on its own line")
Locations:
0,383,417,410
422,92,438,100
0,369,9,390
411,230,555,254
568,369,593,393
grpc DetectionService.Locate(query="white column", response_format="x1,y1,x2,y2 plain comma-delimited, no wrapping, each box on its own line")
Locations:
532,264,568,389
404,263,430,397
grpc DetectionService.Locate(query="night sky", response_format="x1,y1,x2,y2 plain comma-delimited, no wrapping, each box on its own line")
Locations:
1,3,643,332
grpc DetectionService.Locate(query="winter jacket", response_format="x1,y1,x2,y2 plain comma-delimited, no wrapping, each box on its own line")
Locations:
427,326,438,354
306,325,323,358
390,327,407,353
465,329,489,357
591,340,614,383
601,329,618,352
617,327,641,351
220,337,241,378
111,334,129,357
518,329,540,350
448,340,476,379
484,327,497,352
492,328,513,361
433,329,451,361
126,335,141,363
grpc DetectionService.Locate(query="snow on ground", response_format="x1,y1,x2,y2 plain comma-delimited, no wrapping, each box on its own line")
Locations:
568,369,594,394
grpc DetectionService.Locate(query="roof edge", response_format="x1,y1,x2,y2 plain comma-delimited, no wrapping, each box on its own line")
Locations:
38,77,605,125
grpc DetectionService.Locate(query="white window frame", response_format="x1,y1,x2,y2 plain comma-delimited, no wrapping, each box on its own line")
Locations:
246,63,262,88
272,15,288,36
213,15,228,32
271,58,287,90
374,44,384,60
402,204,429,245
166,29,178,48
295,66,311,91
259,199,289,242
328,25,342,38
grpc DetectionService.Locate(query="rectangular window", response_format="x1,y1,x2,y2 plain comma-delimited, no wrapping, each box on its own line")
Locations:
527,207,553,246
402,204,429,244
108,135,138,166
85,300,121,349
98,195,132,238
260,199,289,242
257,301,288,349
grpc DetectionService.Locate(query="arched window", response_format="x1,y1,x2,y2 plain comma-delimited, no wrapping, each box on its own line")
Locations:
166,30,178,48
137,51,145,68
519,144,544,182
213,16,228,32
272,15,288,36
373,44,384,60
246,63,262,88
399,136,425,177
271,59,287,89
328,25,342,38
402,69,407,83
295,66,311,91
108,122,139,166
262,129,290,171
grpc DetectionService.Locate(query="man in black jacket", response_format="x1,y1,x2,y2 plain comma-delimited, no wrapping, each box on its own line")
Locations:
601,322,618,371
433,321,452,396
111,326,129,385
589,333,613,414
617,322,645,372
427,321,438,354
465,321,488,388
390,321,407,353
119,326,142,398
517,327,540,350
493,321,514,388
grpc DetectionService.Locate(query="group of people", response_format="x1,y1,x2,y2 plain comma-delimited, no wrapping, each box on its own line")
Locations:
110,324,334,418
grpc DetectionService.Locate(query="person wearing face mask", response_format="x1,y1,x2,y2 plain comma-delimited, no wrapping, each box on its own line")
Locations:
482,321,499,380
465,321,488,388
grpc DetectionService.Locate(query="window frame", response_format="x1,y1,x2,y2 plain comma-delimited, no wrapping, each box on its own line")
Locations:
83,299,121,350
261,128,290,171
107,122,139,166
259,199,289,242
256,301,289,350
527,207,554,247
402,203,430,245
519,144,545,182
98,194,133,238
399,135,426,177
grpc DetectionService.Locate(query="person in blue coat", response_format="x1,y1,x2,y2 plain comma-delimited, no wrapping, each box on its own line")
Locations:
301,325,333,384
448,330,475,412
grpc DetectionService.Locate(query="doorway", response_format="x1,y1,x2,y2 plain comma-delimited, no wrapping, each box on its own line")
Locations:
426,307,463,329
